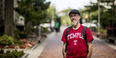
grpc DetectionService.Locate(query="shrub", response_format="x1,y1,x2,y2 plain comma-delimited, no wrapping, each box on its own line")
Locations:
0,35,14,46
19,32,27,38
0,50,24,58
15,29,27,39
14,29,20,39
42,27,49,33
14,39,23,45
100,28,107,33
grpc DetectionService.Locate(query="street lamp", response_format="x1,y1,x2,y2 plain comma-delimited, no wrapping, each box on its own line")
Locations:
98,0,100,35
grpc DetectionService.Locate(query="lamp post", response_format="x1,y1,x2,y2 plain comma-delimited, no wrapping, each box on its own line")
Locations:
111,0,115,36
98,0,101,35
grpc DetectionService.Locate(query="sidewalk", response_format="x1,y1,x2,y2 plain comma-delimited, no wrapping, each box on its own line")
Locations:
24,32,60,58
23,26,116,58
23,37,47,58
38,32,63,58
93,36,116,50
92,36,116,58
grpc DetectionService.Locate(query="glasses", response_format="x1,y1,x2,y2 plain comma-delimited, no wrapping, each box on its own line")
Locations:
69,14,79,18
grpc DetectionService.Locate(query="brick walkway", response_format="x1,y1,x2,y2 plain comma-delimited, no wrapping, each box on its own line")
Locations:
38,33,116,58
38,33,63,58
92,37,116,58
38,26,116,58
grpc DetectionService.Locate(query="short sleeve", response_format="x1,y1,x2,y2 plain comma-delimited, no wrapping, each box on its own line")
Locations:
61,28,67,43
86,27,94,43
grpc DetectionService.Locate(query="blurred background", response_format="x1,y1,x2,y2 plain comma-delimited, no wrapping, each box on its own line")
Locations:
0,0,116,58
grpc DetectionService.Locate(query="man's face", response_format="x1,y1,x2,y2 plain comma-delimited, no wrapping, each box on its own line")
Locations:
69,13,80,26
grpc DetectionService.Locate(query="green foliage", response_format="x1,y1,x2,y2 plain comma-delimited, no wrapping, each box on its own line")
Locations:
0,35,14,45
14,39,23,45
84,1,116,28
14,29,20,39
42,27,49,33
0,34,23,46
15,29,27,39
60,8,72,25
32,27,36,32
0,50,24,58
19,32,27,38
100,28,107,33
46,6,57,23
16,0,51,25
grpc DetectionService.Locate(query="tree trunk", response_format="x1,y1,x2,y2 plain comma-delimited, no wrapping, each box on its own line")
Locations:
0,0,4,36
4,0,15,38
25,21,33,37
0,0,3,25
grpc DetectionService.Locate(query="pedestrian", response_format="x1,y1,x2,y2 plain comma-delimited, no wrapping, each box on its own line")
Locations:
55,17,61,34
50,19,55,32
61,9,94,58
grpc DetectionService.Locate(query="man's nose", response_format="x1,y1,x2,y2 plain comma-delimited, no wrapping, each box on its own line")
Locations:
71,16,75,20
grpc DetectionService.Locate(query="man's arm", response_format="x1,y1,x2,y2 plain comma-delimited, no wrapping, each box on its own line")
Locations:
62,42,66,58
87,41,93,58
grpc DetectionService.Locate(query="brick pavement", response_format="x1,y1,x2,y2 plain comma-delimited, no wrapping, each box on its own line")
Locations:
38,33,63,58
92,37,116,58
38,26,116,58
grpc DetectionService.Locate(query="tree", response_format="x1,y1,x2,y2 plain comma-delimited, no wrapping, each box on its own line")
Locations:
4,0,15,38
16,0,50,34
0,0,3,26
59,8,72,25
100,0,116,23
0,0,4,36
45,6,57,23
83,0,116,29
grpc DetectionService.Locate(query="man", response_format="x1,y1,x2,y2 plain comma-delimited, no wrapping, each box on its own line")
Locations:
55,17,61,33
61,9,93,58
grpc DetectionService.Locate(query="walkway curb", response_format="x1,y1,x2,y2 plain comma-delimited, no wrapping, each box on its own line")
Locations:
21,53,29,58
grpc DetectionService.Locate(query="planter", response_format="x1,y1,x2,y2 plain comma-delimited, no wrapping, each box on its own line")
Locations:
0,50,25,58
0,39,36,49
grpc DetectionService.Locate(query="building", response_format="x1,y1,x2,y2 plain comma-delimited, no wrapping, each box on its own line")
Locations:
14,0,25,31
0,0,25,36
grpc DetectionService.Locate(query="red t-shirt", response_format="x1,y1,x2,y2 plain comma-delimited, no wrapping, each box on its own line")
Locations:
61,25,93,58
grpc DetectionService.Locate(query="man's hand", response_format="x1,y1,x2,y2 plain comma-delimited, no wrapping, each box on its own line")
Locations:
63,52,66,58
62,43,66,58
87,42,93,58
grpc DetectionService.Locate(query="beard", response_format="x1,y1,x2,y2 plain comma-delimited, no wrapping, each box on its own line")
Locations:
71,19,80,26
72,21,78,26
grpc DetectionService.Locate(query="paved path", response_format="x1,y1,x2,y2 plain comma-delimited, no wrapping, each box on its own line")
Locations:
25,38,47,58
38,33,63,58
92,36,116,58
31,26,116,58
